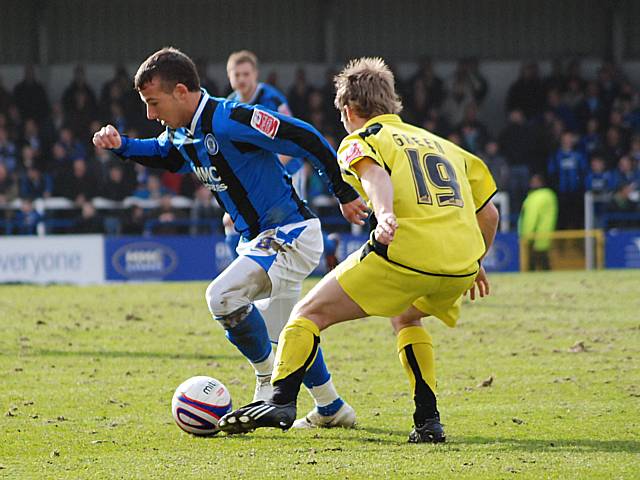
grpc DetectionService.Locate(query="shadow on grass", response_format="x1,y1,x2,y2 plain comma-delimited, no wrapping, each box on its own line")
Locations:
355,427,640,452
25,349,237,361
454,436,640,453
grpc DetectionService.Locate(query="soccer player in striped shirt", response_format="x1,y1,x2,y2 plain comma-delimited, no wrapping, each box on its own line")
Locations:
93,47,365,429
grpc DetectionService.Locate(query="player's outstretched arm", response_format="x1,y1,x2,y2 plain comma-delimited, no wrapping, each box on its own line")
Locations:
92,125,185,173
352,157,397,245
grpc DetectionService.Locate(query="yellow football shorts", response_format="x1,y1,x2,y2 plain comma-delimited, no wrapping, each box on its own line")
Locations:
334,246,478,327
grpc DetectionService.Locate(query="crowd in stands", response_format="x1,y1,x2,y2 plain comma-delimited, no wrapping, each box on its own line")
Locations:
1,57,640,235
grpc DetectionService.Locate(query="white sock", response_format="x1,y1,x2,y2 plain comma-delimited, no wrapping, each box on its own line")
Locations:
251,349,274,377
307,378,340,407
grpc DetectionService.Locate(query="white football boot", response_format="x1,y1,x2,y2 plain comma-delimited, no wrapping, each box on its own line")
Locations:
252,374,273,402
292,402,356,429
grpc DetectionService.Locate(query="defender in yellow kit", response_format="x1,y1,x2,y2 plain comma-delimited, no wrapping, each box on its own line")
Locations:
219,57,499,444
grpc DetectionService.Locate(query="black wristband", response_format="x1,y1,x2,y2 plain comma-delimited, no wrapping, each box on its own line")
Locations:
336,186,359,204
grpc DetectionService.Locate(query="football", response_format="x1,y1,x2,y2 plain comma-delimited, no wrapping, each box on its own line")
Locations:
171,376,232,436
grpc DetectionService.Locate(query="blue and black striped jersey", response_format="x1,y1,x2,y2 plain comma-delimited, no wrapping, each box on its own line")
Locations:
227,82,291,115
113,89,357,240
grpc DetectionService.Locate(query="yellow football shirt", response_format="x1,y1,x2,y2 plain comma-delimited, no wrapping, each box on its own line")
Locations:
337,114,497,275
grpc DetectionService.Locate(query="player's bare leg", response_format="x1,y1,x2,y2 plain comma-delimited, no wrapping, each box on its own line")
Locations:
219,271,365,434
391,307,445,443
256,291,355,428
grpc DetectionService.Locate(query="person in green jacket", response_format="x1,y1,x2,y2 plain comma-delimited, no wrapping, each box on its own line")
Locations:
518,174,558,270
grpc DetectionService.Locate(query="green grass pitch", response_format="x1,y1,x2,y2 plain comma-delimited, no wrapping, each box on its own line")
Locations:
1,270,639,479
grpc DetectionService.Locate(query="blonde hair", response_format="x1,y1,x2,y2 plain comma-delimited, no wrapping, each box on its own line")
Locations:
226,50,258,71
334,57,402,118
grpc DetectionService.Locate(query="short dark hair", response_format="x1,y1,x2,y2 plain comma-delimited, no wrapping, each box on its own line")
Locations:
134,47,200,92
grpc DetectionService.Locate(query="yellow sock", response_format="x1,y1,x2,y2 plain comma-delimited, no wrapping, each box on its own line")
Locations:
397,326,438,422
272,316,320,383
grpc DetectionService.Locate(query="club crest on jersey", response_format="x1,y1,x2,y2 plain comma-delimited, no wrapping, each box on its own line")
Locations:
342,141,364,167
250,109,280,139
204,133,219,155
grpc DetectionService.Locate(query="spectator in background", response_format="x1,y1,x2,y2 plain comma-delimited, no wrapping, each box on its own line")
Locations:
578,117,603,157
505,61,546,119
456,57,488,105
420,109,450,138
547,131,588,229
12,198,42,235
61,65,98,115
13,65,50,122
498,109,533,210
20,145,38,172
100,65,142,128
191,185,220,234
19,166,52,200
546,88,578,132
407,56,445,111
0,126,18,173
480,140,510,192
152,194,186,235
607,182,639,228
441,78,474,127
628,135,640,164
585,153,615,193
601,126,627,168
101,163,131,201
0,163,17,206
134,174,169,200
65,89,98,140
19,118,45,165
106,101,128,135
48,102,65,134
562,77,585,111
287,68,313,121
609,109,632,145
404,76,431,125
4,104,22,140
307,89,330,135
75,202,103,234
529,111,563,175
612,155,640,191
121,204,146,235
457,103,488,154
576,81,606,130
53,127,87,168
596,61,620,115
518,174,558,271
55,157,99,206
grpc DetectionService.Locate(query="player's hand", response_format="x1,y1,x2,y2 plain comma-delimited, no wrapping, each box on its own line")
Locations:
339,197,368,225
466,266,490,300
92,124,122,150
374,212,398,245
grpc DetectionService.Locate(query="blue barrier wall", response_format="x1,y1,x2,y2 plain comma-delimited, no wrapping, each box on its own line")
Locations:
105,236,232,281
605,230,640,268
104,232,522,282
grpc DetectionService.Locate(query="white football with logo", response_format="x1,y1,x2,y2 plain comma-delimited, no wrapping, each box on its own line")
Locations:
171,376,232,436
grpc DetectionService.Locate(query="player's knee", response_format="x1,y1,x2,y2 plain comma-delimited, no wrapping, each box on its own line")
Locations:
291,299,331,330
390,311,424,334
205,280,246,318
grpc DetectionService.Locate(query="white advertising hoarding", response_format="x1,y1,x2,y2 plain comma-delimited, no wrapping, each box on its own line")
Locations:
0,235,105,284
